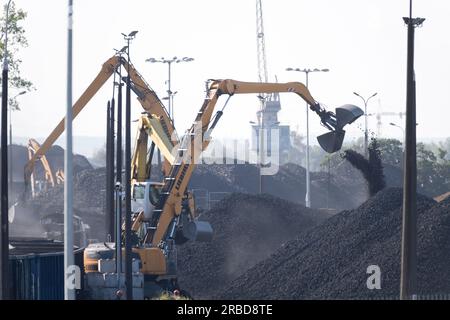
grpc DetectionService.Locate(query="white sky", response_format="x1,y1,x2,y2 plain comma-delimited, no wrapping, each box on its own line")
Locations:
10,0,450,151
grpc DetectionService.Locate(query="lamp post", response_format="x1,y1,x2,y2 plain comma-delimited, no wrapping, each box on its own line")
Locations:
390,122,405,149
400,0,425,300
1,0,12,300
390,122,405,174
285,67,329,208
9,91,26,188
122,30,138,300
64,0,75,301
353,92,377,158
146,56,194,124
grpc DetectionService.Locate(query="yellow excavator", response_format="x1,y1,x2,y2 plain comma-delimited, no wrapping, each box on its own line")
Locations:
24,54,363,298
112,79,362,298
24,55,177,184
55,169,65,184
27,138,58,198
131,78,362,249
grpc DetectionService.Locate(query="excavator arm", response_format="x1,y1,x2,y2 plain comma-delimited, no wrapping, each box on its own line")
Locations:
147,79,363,246
27,138,56,197
131,115,176,184
24,55,177,183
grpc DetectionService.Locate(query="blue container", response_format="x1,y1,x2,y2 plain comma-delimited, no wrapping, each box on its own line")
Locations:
9,239,84,300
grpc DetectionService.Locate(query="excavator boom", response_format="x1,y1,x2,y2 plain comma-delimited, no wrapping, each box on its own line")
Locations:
24,55,177,182
147,79,363,246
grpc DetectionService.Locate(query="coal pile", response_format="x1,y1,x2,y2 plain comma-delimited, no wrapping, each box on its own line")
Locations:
45,145,92,174
190,164,245,193
190,162,361,210
7,144,92,205
218,188,450,299
20,167,107,241
176,193,331,299
7,143,91,184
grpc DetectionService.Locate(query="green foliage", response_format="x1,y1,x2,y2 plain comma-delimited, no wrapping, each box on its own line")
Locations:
417,142,450,197
0,1,34,110
376,138,403,167
288,128,450,198
320,137,450,198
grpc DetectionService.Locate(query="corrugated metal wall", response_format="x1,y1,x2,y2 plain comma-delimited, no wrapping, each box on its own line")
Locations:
10,249,84,300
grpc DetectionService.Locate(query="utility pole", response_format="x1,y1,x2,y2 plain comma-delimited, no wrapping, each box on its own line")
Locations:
286,67,329,208
109,90,115,240
116,69,123,185
400,0,424,300
64,0,75,300
105,100,112,241
0,0,12,300
114,57,124,295
9,91,26,194
122,30,138,300
353,91,378,158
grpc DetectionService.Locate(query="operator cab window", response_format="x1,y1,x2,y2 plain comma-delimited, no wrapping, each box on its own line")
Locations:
133,185,145,200
149,185,160,206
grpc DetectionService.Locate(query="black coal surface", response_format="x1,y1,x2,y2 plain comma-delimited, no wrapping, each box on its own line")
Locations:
176,193,331,299
218,188,450,299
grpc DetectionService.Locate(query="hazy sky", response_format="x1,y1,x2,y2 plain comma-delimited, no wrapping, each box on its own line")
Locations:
9,0,450,152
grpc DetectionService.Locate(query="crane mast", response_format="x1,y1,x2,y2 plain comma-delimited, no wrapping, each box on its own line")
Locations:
256,0,268,85
255,0,282,190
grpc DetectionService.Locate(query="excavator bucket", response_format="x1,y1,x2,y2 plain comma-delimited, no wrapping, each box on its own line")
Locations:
182,220,213,242
336,104,364,130
317,104,363,153
317,130,346,153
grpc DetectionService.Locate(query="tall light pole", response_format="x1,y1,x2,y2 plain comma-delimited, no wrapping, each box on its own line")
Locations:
145,56,194,124
390,122,405,149
64,0,75,301
390,122,405,174
9,91,26,189
1,0,12,300
400,0,424,300
123,30,138,300
286,67,329,208
353,91,377,157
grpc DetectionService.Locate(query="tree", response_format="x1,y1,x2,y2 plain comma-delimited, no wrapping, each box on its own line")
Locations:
286,130,305,165
0,1,34,110
376,138,403,167
417,142,449,197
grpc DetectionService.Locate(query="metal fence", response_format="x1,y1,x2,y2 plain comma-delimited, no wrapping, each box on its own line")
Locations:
208,192,231,209
192,189,231,211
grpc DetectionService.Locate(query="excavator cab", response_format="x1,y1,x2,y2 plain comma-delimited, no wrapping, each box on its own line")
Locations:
131,181,164,221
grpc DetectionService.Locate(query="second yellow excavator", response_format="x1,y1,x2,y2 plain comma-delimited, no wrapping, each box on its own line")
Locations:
27,138,59,198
